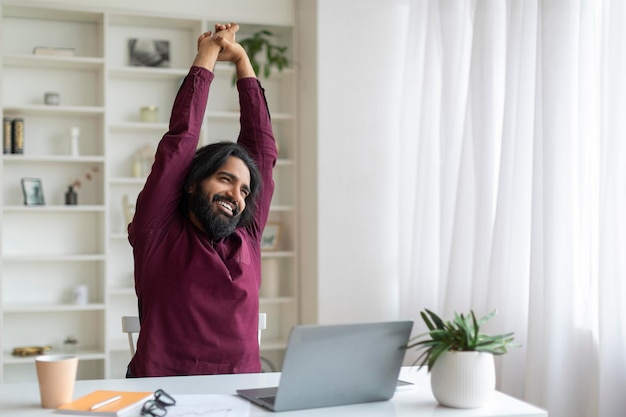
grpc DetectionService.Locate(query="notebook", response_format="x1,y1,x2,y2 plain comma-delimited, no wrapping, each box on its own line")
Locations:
237,320,413,412
55,390,153,416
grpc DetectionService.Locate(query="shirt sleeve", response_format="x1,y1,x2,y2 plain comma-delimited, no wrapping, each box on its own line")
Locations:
128,66,213,242
235,78,279,241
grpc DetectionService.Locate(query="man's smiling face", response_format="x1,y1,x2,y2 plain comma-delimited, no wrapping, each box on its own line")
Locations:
188,156,251,239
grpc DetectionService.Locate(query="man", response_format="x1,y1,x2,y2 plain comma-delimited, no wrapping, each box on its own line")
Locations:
127,23,277,377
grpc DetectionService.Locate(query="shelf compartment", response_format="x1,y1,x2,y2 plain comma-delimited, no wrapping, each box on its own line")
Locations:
107,13,201,69
1,5,104,58
2,260,105,305
2,210,105,256
3,162,104,206
1,310,105,360
2,65,104,107
0,112,104,158
107,77,180,124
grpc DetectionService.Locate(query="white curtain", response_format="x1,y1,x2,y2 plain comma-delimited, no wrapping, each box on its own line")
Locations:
397,1,626,417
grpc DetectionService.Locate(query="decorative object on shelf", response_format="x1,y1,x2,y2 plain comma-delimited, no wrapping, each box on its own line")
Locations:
3,116,11,154
32,46,74,56
64,186,77,205
44,91,60,105
128,38,170,68
67,166,99,205
70,166,99,189
122,194,136,227
21,177,45,205
406,309,517,409
72,285,89,305
11,344,52,357
140,105,158,122
69,126,80,157
132,144,154,177
11,117,24,154
261,222,282,251
260,258,280,297
232,29,289,85
62,336,79,353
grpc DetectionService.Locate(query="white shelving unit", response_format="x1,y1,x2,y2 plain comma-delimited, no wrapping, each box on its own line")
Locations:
0,2,298,382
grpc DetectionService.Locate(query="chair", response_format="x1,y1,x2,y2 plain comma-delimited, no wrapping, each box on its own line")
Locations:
122,313,267,356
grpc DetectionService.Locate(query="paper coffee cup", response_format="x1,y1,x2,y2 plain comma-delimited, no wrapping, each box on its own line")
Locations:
35,355,79,408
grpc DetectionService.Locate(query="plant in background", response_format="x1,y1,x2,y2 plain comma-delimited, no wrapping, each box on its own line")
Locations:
232,29,289,85
71,166,99,190
66,166,100,205
406,309,516,371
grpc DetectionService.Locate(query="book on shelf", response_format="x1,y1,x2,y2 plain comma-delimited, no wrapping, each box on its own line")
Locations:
55,390,153,416
3,117,11,154
33,46,75,56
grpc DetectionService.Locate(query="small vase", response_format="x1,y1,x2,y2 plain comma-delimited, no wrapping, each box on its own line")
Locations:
70,126,80,157
430,351,495,408
65,186,77,205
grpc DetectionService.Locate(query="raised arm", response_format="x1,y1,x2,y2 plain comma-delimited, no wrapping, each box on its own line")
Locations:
199,23,256,80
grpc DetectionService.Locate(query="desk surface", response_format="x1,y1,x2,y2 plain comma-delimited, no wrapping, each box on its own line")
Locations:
0,367,546,416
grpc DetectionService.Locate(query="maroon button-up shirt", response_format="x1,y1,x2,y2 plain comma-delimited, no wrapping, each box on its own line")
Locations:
127,66,277,377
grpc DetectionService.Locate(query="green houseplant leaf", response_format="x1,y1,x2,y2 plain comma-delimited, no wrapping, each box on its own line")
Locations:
231,29,289,85
405,309,517,372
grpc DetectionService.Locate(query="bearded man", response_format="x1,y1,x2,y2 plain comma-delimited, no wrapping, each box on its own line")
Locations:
126,22,277,377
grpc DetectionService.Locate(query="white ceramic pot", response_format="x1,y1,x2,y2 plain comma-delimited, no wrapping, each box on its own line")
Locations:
430,351,495,408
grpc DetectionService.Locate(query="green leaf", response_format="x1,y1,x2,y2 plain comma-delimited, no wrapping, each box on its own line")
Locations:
404,308,518,371
232,29,289,85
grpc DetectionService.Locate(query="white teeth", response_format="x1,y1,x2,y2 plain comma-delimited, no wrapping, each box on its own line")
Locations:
218,201,234,215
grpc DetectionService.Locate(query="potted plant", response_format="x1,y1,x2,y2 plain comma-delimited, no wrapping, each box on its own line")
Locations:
232,29,289,85
406,309,516,409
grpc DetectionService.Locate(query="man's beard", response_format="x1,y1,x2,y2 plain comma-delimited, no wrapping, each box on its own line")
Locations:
189,191,241,240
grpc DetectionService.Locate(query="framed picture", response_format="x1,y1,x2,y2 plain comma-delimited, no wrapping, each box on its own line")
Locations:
261,222,282,251
21,178,45,205
128,38,170,68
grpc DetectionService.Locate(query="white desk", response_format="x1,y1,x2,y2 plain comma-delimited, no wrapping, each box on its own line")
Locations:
0,367,547,416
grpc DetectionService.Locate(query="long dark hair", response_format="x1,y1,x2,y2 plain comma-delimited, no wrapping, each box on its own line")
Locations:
181,141,261,227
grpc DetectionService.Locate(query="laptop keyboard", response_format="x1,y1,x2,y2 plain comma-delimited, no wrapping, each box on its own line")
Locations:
258,396,276,405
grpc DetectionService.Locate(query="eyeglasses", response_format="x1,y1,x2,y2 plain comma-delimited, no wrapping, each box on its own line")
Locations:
141,389,176,417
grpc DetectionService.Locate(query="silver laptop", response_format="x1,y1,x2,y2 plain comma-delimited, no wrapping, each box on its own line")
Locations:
237,320,413,412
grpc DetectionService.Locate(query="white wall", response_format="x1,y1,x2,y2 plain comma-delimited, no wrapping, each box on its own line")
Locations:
315,0,409,324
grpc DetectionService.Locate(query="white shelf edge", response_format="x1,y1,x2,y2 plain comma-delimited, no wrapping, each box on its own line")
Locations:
109,121,168,131
260,340,288,351
110,233,129,240
3,54,104,69
2,254,106,262
3,303,106,313
3,105,105,116
275,159,295,167
270,205,295,212
259,296,295,304
109,177,146,185
261,251,295,258
3,205,105,212
2,155,105,163
108,288,135,296
3,349,106,364
109,66,188,79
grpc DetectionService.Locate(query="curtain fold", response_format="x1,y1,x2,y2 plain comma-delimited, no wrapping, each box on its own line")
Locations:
397,1,626,416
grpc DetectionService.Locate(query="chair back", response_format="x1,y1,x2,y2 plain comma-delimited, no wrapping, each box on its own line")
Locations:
121,313,267,356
